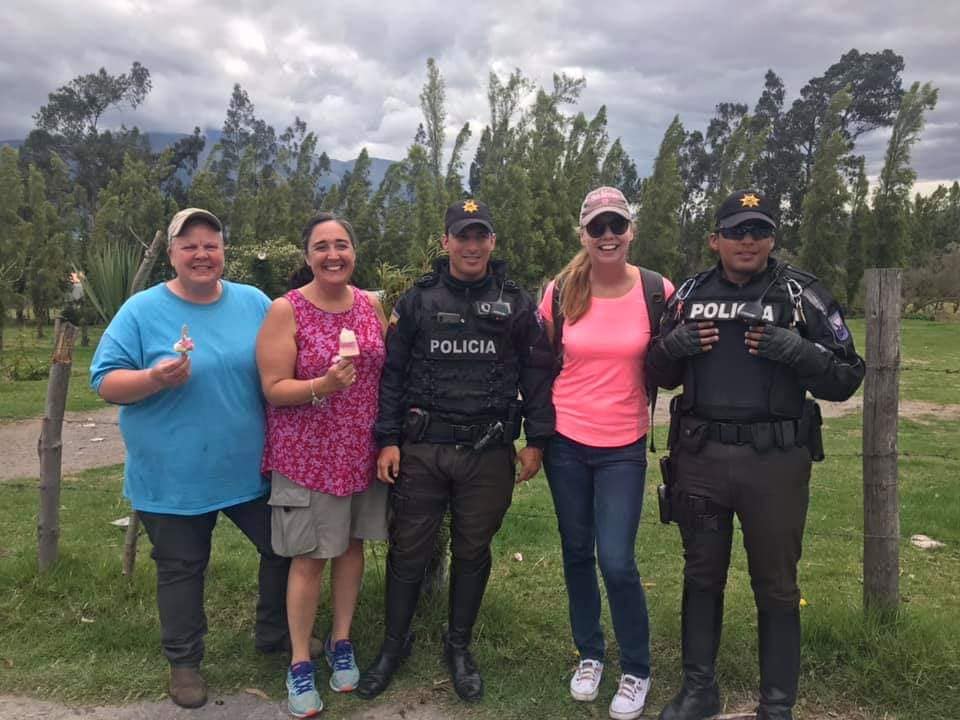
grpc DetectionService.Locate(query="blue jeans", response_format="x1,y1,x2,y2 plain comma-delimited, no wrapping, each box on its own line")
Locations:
545,433,650,678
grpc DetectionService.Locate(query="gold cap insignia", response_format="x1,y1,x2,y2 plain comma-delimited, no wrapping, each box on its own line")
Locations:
463,200,479,213
740,193,761,208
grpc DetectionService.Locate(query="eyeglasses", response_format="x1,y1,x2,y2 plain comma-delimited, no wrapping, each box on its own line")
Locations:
717,224,775,240
585,216,630,238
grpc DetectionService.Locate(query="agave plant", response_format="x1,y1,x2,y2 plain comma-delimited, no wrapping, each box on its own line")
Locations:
75,241,143,323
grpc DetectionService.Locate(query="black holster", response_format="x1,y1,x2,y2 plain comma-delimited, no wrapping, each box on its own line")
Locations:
658,455,674,524
657,396,685,524
800,399,824,461
402,408,430,443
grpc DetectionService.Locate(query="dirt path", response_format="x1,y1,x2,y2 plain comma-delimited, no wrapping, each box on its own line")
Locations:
0,693,881,719
3,396,960,483
0,691,451,720
0,406,123,481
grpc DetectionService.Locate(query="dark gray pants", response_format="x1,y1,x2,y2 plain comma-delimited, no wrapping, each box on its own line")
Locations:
139,494,290,667
388,441,516,582
671,436,811,610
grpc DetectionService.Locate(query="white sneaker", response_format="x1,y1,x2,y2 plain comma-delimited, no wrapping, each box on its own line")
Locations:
569,658,603,701
609,673,650,720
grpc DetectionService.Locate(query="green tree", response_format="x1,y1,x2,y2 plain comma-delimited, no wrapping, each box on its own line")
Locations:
278,118,330,235
870,81,938,267
420,58,447,201
28,62,153,217
845,157,872,306
800,89,852,298
634,116,685,279
91,152,169,252
23,166,68,336
0,147,27,350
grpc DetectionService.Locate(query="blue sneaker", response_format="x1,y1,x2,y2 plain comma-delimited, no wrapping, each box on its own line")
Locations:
286,661,322,718
324,636,360,692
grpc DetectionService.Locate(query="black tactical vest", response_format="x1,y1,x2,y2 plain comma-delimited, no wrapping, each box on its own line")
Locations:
405,270,524,424
678,265,806,421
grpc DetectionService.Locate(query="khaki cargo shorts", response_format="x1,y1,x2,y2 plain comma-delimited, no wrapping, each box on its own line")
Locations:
269,471,388,559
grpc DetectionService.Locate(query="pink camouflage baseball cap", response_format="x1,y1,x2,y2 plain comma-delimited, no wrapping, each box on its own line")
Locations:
579,186,632,226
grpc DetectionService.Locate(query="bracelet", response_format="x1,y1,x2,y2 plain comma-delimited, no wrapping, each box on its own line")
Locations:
309,378,327,408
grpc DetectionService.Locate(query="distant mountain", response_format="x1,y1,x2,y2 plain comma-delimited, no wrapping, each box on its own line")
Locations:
1,131,396,192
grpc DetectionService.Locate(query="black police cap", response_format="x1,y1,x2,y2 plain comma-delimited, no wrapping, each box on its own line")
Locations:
445,199,495,235
715,190,776,229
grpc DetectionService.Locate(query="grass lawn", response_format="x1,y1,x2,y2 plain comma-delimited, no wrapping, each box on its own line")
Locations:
0,325,108,422
0,320,958,719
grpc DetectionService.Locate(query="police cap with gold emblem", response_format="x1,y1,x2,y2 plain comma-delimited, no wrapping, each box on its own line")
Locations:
445,198,495,235
715,189,776,229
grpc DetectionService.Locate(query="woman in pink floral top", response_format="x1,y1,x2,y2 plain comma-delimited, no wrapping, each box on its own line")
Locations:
257,213,387,714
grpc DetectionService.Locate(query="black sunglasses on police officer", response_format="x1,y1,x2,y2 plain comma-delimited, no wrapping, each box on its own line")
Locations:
717,223,775,240
585,215,630,238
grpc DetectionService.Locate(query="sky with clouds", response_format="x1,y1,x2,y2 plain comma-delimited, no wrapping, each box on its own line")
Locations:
5,0,959,192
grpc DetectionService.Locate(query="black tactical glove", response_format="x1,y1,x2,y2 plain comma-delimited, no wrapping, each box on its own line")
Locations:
662,322,711,359
752,324,830,375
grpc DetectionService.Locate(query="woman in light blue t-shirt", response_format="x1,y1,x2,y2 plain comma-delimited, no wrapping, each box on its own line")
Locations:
90,208,302,709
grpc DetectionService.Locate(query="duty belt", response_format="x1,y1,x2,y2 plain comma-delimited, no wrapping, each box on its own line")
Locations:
422,418,508,448
704,418,799,449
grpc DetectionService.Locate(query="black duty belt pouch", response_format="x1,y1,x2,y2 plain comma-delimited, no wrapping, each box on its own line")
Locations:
657,456,673,524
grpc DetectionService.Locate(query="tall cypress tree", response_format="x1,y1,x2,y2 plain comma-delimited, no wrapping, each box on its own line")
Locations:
634,116,686,279
0,147,27,350
799,89,852,298
870,81,938,267
23,165,67,336
845,157,872,307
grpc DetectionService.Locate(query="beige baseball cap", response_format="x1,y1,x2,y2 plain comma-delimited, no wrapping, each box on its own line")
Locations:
579,186,632,226
167,208,223,244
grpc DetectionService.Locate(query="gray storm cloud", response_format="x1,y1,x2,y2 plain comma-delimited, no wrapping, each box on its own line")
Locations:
5,0,959,184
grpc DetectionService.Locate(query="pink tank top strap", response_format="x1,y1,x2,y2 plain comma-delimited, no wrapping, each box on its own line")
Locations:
284,288,311,329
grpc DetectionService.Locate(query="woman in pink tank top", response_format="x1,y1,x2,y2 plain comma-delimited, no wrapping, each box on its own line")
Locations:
538,187,674,720
256,214,387,713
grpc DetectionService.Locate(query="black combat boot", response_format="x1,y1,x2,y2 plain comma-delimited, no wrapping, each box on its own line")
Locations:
443,554,491,702
658,586,724,720
355,563,421,700
755,607,800,720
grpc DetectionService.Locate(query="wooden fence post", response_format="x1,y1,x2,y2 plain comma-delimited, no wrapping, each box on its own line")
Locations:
862,268,901,614
37,320,78,572
121,229,166,576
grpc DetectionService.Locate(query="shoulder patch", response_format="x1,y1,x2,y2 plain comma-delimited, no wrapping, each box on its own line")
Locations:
827,310,851,342
502,279,520,292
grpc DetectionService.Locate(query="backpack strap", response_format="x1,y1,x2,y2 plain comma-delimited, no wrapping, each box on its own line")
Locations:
639,267,666,453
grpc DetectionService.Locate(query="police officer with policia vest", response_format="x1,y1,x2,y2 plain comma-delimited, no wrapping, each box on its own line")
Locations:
646,190,864,720
356,199,555,702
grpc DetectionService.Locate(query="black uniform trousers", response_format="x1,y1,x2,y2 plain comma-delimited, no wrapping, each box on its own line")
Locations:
389,441,516,582
671,427,811,611
138,494,290,667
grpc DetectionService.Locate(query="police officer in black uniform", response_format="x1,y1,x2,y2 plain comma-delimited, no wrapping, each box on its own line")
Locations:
356,199,555,702
647,190,864,720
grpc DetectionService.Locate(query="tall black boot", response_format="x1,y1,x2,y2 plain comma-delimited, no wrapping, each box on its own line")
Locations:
443,554,491,702
355,562,422,700
755,608,800,720
658,586,724,720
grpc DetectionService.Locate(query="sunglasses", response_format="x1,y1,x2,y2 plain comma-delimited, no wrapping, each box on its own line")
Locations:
717,223,775,240
585,216,630,238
